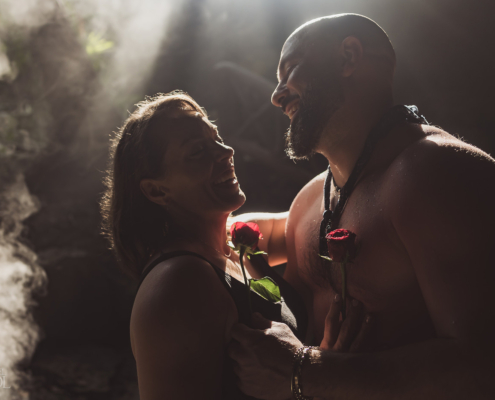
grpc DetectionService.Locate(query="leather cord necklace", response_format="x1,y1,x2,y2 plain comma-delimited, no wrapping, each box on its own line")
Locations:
319,105,429,256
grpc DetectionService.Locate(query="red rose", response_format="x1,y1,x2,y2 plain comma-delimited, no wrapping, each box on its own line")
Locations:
230,222,263,250
325,229,357,263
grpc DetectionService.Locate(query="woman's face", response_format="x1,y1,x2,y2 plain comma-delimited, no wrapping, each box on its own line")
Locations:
156,111,245,217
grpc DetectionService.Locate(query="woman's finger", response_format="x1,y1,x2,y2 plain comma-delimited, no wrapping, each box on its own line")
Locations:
349,314,373,353
320,294,342,350
333,298,363,352
250,312,273,330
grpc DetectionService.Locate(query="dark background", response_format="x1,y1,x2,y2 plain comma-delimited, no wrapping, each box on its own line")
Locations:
0,0,493,398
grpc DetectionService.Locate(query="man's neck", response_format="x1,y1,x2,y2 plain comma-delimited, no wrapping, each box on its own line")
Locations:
317,98,394,188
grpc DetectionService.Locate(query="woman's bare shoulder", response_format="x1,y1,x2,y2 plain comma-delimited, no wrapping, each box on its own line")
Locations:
131,255,238,398
131,255,237,351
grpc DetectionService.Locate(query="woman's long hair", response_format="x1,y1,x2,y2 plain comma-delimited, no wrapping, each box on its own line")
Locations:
101,91,206,281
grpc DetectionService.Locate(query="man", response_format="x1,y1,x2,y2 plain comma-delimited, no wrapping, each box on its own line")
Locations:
229,14,495,399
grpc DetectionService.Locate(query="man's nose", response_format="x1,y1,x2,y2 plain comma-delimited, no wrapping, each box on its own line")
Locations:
271,82,289,108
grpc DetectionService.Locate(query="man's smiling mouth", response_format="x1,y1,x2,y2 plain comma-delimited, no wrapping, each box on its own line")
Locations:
284,99,300,120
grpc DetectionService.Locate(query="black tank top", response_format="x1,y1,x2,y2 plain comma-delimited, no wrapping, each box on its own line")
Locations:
136,250,308,400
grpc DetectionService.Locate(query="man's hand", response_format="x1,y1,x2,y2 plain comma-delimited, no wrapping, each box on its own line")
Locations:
229,313,300,400
320,294,372,352
228,296,371,399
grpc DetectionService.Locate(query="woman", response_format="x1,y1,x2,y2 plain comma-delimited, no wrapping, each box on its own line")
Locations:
101,91,367,399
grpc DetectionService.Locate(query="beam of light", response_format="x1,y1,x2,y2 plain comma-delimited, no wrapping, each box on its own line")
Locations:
0,1,176,397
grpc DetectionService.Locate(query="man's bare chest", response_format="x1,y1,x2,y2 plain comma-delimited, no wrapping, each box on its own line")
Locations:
293,184,436,346
295,184,418,311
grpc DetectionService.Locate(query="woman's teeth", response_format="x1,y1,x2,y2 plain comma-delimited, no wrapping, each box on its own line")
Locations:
213,171,236,185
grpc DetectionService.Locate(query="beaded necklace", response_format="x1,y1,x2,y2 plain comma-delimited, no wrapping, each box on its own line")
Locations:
318,105,429,256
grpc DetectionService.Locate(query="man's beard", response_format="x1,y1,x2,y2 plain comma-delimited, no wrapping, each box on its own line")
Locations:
285,77,344,160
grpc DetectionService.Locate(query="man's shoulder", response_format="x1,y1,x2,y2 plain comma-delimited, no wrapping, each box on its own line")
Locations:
387,125,495,187
289,170,326,215
384,125,495,218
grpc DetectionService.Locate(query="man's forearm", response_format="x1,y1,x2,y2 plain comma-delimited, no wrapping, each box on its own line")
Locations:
231,212,288,265
302,338,493,399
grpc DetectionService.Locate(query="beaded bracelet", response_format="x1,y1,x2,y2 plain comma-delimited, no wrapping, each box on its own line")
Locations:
291,346,316,400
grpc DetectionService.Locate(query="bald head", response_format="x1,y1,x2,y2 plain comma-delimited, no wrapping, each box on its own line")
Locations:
272,14,396,160
289,13,396,70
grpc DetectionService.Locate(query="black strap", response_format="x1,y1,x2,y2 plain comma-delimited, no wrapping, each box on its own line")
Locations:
319,105,428,256
136,250,228,294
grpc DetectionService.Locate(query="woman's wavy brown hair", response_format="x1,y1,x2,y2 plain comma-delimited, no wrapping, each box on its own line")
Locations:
101,91,207,281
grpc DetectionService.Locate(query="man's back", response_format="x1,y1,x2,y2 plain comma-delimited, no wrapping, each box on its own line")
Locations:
284,122,495,349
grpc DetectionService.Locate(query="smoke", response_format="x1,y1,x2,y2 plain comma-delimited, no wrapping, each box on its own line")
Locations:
0,0,175,397
1,0,174,112
0,0,57,29
0,175,47,399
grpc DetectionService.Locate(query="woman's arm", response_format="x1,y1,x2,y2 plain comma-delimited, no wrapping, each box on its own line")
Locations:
131,255,237,400
229,212,289,266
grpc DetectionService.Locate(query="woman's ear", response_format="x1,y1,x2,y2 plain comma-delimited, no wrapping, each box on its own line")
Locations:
140,179,168,207
339,36,364,78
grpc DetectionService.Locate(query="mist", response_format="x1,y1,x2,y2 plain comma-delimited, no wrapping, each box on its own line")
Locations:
0,0,175,397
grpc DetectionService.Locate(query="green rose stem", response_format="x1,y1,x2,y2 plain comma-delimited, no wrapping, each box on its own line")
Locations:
238,246,253,318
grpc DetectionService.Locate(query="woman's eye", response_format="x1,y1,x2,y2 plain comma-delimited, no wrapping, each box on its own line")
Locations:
216,136,224,144
189,144,204,157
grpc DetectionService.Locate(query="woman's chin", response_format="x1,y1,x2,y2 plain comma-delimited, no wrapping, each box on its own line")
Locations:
232,190,246,211
211,180,246,210
222,188,246,213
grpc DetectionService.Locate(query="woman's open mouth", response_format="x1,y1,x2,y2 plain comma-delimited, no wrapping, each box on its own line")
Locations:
214,177,238,187
213,169,238,188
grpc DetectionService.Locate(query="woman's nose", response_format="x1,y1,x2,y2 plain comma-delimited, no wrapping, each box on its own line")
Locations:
271,82,289,108
215,142,234,162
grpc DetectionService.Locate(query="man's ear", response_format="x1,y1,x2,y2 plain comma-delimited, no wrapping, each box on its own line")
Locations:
140,178,168,207
339,36,364,78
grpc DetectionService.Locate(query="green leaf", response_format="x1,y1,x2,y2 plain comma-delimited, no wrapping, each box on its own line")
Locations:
251,251,268,256
319,254,333,262
249,277,281,303
85,32,114,55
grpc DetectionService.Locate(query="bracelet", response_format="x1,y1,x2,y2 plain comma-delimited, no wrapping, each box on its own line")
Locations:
291,346,316,400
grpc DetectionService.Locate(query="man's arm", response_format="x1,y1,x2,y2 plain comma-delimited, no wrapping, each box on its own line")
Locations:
302,338,491,399
230,212,289,265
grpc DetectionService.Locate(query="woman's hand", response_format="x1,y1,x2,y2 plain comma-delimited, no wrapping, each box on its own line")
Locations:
320,294,373,352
